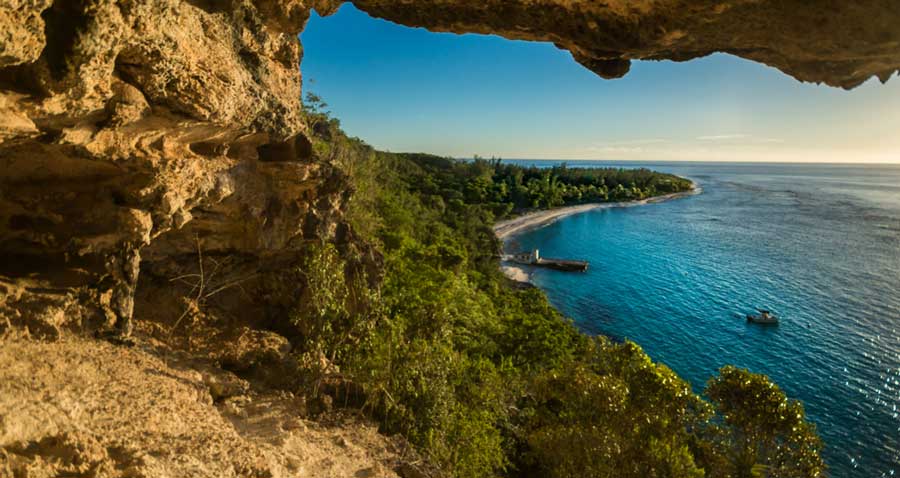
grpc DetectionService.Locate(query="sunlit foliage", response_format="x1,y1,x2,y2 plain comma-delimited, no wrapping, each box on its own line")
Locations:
296,95,823,478
703,366,825,478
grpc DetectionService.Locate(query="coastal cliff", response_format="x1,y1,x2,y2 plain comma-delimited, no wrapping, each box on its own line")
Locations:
0,1,896,477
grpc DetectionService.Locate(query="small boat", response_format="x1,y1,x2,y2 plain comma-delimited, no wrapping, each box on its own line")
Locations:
747,309,779,325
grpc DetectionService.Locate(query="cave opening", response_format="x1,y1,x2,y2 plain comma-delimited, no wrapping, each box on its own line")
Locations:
301,4,900,164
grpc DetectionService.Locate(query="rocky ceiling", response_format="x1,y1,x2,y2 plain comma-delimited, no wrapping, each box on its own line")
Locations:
314,0,900,89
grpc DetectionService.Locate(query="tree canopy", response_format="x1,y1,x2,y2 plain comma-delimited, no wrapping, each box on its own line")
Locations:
291,99,824,478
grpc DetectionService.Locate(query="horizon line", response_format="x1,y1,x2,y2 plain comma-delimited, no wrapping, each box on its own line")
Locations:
439,156,900,166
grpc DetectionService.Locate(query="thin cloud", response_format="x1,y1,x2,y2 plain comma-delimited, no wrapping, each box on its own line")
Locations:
583,138,668,153
586,146,649,154
696,134,749,141
695,134,786,144
754,137,786,144
605,138,668,146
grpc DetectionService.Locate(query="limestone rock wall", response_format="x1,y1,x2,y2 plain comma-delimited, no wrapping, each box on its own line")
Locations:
0,0,343,335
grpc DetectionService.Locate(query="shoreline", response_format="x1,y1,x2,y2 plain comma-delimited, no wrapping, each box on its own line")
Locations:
494,185,700,282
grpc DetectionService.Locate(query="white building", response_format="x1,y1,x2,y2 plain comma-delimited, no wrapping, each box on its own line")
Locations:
509,249,540,265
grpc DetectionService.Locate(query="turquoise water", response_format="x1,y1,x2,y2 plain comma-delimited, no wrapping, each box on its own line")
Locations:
507,161,900,477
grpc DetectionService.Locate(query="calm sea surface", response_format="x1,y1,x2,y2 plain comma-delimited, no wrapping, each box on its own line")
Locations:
507,161,900,477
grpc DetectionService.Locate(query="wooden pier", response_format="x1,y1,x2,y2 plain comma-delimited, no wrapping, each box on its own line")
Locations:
534,258,589,272
504,249,589,272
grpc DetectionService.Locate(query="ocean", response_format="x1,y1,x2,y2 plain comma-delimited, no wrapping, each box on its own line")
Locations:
506,161,900,477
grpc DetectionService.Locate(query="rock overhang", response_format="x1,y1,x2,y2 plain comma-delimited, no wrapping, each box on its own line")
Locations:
318,0,900,89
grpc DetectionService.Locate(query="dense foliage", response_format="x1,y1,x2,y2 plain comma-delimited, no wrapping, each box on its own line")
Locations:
403,154,693,220
297,97,824,478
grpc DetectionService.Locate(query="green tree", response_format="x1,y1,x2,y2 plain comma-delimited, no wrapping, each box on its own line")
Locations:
704,366,825,478
524,340,708,478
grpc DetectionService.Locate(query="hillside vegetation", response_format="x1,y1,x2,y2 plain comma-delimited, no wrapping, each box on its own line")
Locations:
298,100,824,478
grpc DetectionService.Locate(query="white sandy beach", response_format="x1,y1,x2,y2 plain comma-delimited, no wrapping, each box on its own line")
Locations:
494,187,699,283
493,187,700,241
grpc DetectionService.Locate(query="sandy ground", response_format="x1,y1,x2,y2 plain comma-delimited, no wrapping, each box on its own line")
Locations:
493,188,699,283
493,189,699,241
500,265,530,282
0,332,412,478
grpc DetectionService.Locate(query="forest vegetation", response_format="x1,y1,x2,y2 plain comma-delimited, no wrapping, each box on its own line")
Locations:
410,153,693,220
293,95,824,478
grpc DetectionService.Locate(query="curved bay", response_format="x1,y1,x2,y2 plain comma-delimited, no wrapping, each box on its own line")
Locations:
510,161,900,477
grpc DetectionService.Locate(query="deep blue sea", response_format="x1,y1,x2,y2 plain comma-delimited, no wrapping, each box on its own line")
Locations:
506,161,900,477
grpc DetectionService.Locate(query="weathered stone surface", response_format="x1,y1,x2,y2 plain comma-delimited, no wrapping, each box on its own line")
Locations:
0,0,54,67
337,0,900,89
0,335,410,478
0,0,332,333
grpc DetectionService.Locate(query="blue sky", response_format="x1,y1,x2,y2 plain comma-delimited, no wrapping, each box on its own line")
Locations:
301,5,900,163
